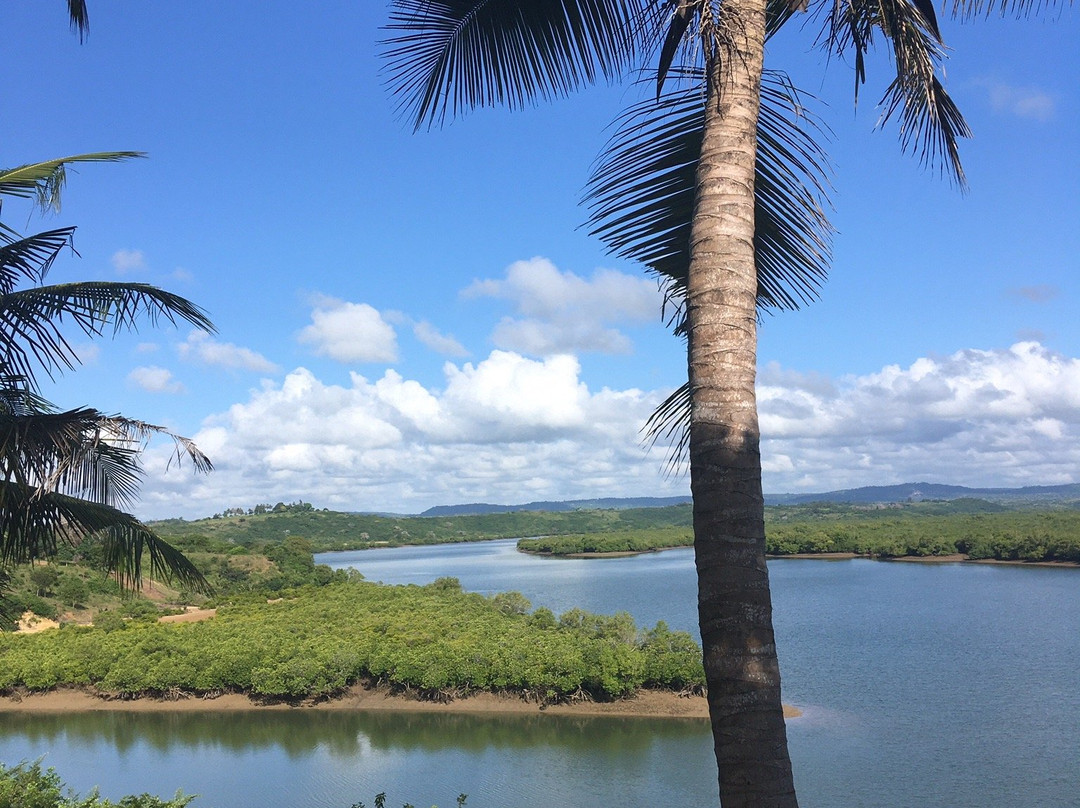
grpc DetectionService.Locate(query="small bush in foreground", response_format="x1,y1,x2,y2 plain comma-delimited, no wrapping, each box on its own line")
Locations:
0,762,465,808
0,761,194,808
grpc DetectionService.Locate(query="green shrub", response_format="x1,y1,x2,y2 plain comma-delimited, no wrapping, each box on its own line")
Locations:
93,611,127,633
0,761,195,808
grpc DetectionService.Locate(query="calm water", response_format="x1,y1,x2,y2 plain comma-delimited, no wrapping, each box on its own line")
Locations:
2,541,1077,808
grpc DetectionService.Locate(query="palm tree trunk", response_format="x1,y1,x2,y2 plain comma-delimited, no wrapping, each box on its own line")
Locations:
686,0,798,805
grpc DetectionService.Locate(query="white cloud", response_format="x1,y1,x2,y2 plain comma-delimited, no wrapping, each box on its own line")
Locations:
463,257,662,356
758,342,1080,492
977,80,1056,121
128,365,185,394
297,297,398,363
75,343,101,364
111,249,146,274
132,342,1080,521
178,330,279,374
135,351,678,518
413,321,468,357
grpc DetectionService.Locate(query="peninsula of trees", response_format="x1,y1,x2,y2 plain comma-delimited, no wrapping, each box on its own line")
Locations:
0,576,703,702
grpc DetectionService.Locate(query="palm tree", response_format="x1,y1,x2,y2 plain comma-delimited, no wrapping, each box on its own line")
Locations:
382,1,1066,805
1,154,214,593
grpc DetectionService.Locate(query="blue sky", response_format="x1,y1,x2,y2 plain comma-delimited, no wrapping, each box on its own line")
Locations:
4,2,1078,518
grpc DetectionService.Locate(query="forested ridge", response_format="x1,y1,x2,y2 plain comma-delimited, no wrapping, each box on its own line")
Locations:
149,502,694,551
147,499,1080,564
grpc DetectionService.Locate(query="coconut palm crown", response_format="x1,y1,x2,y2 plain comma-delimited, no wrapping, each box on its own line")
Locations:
1,154,213,593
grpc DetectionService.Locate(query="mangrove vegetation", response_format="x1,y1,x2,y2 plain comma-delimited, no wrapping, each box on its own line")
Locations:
0,577,704,701
517,501,1080,563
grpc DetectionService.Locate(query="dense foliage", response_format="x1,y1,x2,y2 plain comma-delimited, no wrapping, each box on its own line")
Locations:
765,505,1080,562
0,578,704,701
515,503,1080,563
518,527,692,555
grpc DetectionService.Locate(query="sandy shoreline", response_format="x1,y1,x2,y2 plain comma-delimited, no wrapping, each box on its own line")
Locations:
0,685,802,720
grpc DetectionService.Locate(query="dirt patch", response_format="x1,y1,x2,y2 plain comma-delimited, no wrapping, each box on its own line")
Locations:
15,611,60,634
158,608,217,624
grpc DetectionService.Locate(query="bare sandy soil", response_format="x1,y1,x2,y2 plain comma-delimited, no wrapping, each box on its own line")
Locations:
0,684,802,720
15,611,60,634
158,608,217,624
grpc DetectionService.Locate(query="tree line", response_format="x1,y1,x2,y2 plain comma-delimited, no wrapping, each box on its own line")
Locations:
516,508,1080,563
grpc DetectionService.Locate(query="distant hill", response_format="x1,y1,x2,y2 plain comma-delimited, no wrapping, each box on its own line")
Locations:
420,483,1080,516
420,496,692,517
765,482,1080,506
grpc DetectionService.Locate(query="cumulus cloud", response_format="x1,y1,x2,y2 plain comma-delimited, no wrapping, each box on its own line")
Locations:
977,80,1055,121
178,330,279,374
135,351,678,518
128,365,185,394
111,249,146,274
759,342,1080,492
298,296,398,363
132,342,1080,521
463,257,662,356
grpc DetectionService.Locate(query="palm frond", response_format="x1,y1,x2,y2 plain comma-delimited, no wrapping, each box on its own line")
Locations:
643,381,691,474
0,228,77,295
584,68,833,314
0,406,213,510
0,153,144,212
99,518,209,593
88,413,214,476
823,0,971,186
0,378,54,418
584,72,703,311
382,0,648,129
657,3,694,98
766,0,802,36
879,71,970,185
756,73,835,309
0,282,215,388
0,406,105,490
67,0,90,40
947,0,1066,20
0,482,209,593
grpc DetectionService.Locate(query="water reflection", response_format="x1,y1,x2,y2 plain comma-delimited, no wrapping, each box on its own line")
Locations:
0,709,708,758
0,709,716,808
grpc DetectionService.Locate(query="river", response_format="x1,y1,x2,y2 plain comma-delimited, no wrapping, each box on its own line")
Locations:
1,540,1077,808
